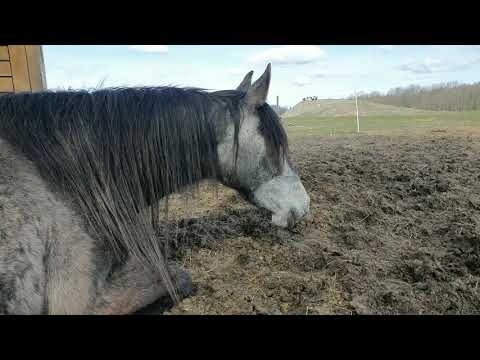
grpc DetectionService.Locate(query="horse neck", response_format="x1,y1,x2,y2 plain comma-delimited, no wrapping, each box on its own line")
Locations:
145,105,223,202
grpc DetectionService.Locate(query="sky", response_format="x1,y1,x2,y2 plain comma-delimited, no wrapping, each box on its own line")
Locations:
43,45,480,107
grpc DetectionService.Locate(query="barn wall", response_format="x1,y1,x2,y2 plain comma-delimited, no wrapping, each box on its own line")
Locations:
0,45,47,93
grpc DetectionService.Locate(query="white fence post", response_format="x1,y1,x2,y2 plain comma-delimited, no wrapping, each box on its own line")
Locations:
355,90,360,133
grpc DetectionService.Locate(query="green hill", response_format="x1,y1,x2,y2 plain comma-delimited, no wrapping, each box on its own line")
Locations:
283,99,433,118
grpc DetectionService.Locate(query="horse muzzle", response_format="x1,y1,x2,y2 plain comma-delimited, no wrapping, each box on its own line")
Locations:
252,174,310,229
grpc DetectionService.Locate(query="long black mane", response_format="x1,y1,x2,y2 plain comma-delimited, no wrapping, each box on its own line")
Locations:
0,86,288,301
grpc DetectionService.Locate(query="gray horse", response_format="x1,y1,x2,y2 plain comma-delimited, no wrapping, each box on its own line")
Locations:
0,64,310,314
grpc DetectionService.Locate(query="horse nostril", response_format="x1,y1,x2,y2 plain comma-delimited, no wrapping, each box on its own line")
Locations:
288,207,308,226
288,209,301,228
287,213,296,229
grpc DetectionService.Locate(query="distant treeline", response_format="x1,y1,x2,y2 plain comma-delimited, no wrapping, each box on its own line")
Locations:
352,81,480,111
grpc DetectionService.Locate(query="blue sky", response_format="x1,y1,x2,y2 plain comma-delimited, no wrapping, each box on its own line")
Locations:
43,45,480,107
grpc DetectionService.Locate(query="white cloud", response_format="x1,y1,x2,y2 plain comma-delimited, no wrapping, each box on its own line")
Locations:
378,45,394,50
311,70,328,78
292,76,312,87
399,56,480,74
227,67,250,76
291,68,356,88
400,57,445,74
429,45,477,50
455,57,480,70
129,45,169,53
248,45,326,65
311,69,353,78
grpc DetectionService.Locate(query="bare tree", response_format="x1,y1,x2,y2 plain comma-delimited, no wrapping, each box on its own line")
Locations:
355,81,480,111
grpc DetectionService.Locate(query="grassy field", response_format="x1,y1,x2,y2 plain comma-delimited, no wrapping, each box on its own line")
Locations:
283,99,431,118
284,111,480,138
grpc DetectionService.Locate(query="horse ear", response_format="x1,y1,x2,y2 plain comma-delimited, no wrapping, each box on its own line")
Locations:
246,63,271,106
236,71,254,92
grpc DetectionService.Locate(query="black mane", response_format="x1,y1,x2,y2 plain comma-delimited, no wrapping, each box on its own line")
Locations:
0,86,288,301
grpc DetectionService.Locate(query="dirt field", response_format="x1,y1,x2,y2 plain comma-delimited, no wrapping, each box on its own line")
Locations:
141,132,480,315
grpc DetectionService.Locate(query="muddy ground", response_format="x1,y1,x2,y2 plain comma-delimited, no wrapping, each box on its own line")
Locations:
140,133,480,315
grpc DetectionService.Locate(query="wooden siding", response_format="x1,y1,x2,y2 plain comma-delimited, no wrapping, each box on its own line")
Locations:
0,45,47,93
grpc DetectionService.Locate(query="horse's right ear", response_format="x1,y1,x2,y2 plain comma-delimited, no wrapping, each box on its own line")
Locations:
246,63,271,107
236,71,254,92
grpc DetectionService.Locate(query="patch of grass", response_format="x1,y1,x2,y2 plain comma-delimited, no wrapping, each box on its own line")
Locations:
284,111,480,138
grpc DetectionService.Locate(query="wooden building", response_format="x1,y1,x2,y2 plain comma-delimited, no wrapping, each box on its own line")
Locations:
0,45,47,93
